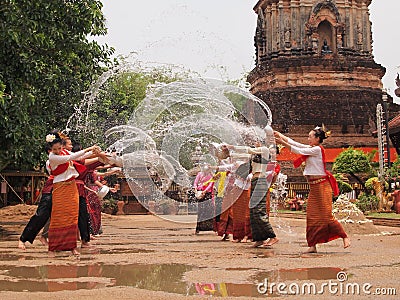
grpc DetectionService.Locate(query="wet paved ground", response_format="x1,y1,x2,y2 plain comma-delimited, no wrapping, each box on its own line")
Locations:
0,214,399,299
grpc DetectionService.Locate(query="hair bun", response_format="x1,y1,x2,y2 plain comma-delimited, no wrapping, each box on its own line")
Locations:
314,124,330,141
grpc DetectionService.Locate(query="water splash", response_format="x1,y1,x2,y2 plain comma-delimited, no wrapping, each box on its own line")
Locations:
65,56,284,224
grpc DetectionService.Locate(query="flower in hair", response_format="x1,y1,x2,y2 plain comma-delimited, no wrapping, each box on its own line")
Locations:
46,134,56,143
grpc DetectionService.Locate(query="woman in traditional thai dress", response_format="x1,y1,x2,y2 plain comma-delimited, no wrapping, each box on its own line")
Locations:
189,165,215,234
274,126,350,253
85,170,105,236
227,142,279,248
46,132,98,256
211,171,227,232
216,160,252,243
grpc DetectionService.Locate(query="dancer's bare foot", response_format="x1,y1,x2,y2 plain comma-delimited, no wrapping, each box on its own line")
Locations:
39,236,48,246
71,248,80,256
221,234,229,241
48,251,55,258
252,241,264,248
81,241,93,248
304,246,317,253
343,237,351,249
241,236,249,243
264,237,279,247
231,239,240,243
18,240,26,250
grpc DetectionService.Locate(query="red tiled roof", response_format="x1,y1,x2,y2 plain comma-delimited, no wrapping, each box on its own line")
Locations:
276,147,398,163
388,114,400,130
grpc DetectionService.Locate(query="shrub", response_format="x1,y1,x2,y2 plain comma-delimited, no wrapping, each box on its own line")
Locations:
356,192,379,213
102,198,118,214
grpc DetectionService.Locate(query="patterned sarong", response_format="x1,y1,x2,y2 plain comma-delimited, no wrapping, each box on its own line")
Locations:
188,190,215,232
196,192,215,232
231,187,251,240
86,185,102,235
218,184,251,240
306,180,347,247
218,183,235,236
48,180,79,251
249,177,276,241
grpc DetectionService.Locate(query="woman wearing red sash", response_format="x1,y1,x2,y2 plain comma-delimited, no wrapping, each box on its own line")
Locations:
46,132,98,256
275,126,350,253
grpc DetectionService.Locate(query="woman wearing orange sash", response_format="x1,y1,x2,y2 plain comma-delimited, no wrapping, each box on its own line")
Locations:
46,132,98,256
275,126,350,253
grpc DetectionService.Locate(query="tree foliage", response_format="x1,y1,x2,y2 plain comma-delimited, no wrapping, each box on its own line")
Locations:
332,148,373,187
387,155,400,178
71,67,182,149
0,0,113,170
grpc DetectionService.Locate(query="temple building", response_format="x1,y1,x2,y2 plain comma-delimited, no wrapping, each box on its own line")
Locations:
248,0,398,179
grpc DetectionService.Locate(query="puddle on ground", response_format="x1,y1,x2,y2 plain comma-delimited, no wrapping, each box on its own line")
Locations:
98,248,155,254
253,267,344,282
0,264,346,297
0,253,35,261
0,263,193,293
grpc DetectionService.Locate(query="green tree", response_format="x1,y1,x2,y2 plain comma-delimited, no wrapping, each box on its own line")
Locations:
0,0,113,171
387,155,400,178
332,148,374,188
71,66,182,148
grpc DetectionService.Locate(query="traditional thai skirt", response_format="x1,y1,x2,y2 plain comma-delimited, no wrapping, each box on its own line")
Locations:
231,186,251,240
306,177,347,247
48,180,79,251
218,182,236,236
187,190,215,232
214,196,223,231
218,183,252,240
86,184,102,235
249,177,276,241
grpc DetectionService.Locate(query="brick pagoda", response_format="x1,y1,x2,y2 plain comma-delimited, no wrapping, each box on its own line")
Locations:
248,0,399,179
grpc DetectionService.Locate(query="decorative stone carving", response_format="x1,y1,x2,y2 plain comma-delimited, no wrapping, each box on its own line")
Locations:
313,0,341,22
249,0,394,155
395,73,400,98
255,7,266,64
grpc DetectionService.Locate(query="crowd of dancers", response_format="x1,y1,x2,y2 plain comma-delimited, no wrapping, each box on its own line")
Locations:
17,124,350,255
18,130,120,256
191,125,350,253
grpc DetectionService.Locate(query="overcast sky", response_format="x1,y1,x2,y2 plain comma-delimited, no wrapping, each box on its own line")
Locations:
95,0,400,100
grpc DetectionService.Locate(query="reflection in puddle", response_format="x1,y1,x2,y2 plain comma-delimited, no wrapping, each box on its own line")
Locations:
0,264,346,297
1,263,192,293
187,282,264,297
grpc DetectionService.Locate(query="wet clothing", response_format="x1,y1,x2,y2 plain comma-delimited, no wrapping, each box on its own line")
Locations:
19,192,52,244
48,180,79,251
249,177,276,241
218,176,252,241
288,138,347,246
306,178,347,247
